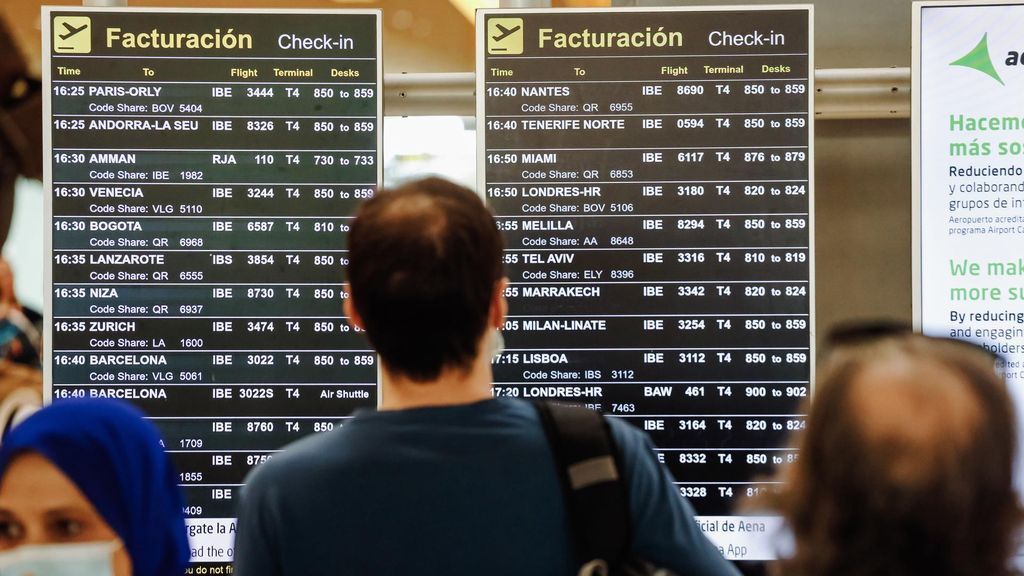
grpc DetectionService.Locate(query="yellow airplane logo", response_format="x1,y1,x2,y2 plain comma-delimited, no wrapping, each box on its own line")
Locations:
488,18,523,55
54,16,92,54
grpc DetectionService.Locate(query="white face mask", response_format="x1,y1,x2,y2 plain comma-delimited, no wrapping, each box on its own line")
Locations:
0,541,120,576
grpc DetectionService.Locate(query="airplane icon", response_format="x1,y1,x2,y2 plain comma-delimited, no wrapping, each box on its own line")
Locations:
59,21,88,41
492,23,521,43
53,16,91,53
487,17,523,55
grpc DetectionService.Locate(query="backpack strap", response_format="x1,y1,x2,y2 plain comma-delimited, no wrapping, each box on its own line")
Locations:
533,401,633,567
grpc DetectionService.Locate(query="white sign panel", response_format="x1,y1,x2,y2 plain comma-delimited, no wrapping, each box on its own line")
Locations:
914,0,1024,487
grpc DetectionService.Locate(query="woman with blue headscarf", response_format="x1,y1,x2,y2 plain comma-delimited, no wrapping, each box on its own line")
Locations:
0,398,190,575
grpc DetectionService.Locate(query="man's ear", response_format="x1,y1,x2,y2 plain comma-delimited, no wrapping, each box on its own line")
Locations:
491,278,509,329
343,283,366,330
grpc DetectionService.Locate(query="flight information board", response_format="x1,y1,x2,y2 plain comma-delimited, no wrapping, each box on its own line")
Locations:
43,7,381,566
477,7,813,559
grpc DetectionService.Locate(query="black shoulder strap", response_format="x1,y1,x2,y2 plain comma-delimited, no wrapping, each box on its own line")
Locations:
533,401,633,566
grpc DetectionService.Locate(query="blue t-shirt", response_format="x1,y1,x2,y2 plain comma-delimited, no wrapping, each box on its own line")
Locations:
234,398,739,576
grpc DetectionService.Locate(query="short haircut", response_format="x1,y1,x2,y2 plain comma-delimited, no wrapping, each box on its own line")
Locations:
773,334,1021,576
346,178,503,381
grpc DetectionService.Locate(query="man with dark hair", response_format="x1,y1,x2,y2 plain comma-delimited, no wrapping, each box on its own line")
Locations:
234,178,738,576
345,177,505,386
0,16,43,249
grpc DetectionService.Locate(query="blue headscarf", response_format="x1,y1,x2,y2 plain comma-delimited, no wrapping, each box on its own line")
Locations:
0,399,190,576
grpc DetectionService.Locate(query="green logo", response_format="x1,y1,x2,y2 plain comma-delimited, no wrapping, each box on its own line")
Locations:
951,33,1003,85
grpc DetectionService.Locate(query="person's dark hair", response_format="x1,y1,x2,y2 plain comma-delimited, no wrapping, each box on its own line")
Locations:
773,334,1022,576
346,177,503,381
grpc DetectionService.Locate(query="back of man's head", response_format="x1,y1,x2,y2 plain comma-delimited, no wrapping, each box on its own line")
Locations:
346,178,503,382
777,335,1021,576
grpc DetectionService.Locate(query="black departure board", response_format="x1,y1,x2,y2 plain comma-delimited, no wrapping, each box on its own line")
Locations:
43,7,381,565
477,7,812,559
